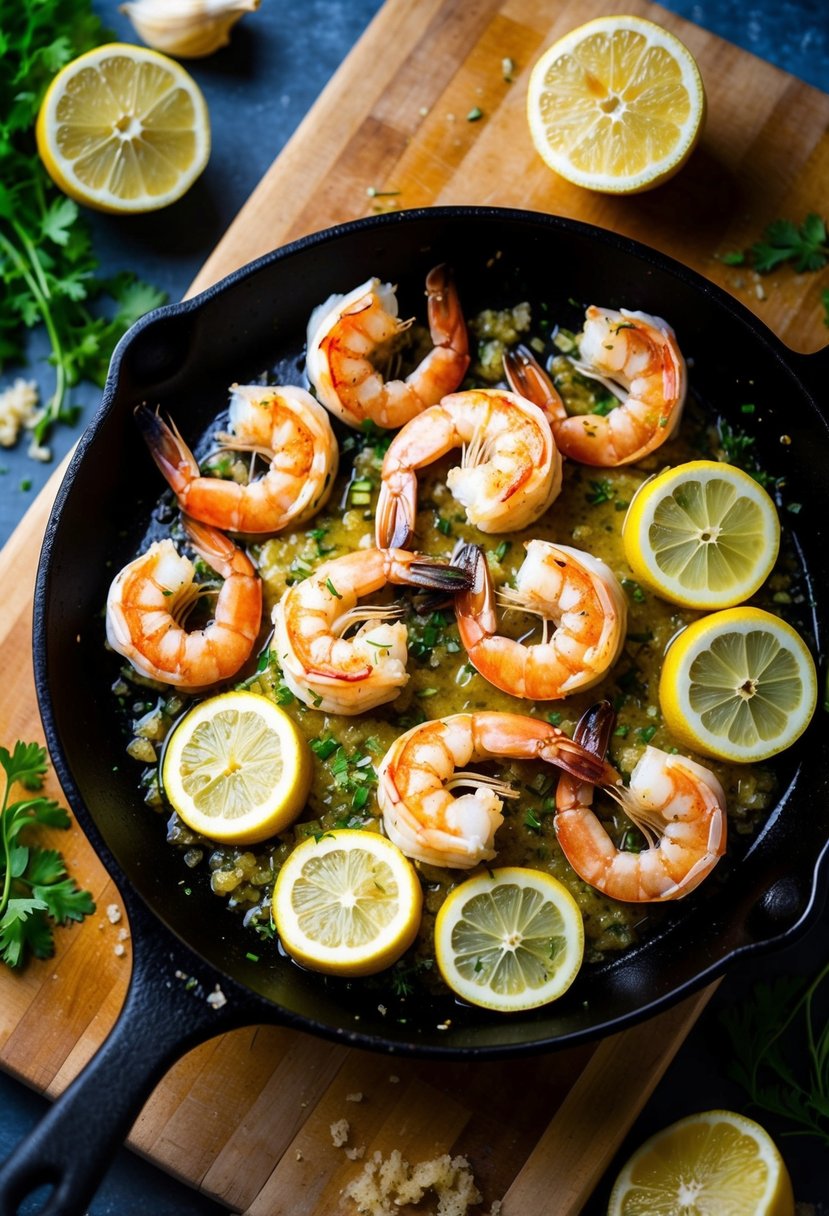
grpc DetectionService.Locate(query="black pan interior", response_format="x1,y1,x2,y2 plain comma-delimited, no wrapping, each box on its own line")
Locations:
36,208,829,1054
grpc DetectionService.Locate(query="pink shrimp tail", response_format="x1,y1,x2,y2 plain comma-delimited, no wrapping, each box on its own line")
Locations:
135,404,199,499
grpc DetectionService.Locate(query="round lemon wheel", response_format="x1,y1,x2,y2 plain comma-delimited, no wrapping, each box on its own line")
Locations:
608,1109,795,1216
660,607,817,762
622,460,781,609
527,16,706,194
434,868,584,1012
161,690,312,845
272,830,422,977
36,43,210,213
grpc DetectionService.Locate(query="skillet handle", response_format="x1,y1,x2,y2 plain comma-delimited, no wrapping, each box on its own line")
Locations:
0,897,252,1216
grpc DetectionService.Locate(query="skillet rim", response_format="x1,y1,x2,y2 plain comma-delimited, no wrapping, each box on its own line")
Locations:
33,204,829,1058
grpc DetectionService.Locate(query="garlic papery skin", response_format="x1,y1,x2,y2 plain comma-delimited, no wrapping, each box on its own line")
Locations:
120,0,260,59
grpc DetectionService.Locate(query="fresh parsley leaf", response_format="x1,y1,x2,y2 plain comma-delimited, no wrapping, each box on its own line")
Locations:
822,287,829,328
0,739,94,968
751,213,828,275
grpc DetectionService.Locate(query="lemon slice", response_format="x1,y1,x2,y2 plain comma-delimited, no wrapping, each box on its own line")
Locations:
434,868,584,1012
36,43,210,213
608,1109,795,1216
660,607,817,762
272,830,422,976
162,690,311,844
527,16,706,194
622,461,781,609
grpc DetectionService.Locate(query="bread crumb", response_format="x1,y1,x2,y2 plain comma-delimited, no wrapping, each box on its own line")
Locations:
342,1148,499,1216
346,1092,363,1103
113,943,126,957
330,1118,350,1148
206,985,227,1010
295,1150,303,1162
117,927,129,942
106,904,122,924
344,1145,366,1161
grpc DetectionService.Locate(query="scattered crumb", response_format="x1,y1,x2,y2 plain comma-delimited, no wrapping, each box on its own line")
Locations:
330,1119,350,1148
27,439,51,462
346,1092,363,1103
117,927,129,942
755,282,766,300
106,904,122,925
377,1004,387,1016
206,985,227,1010
419,106,429,117
295,1150,303,1162
342,1148,500,1216
113,943,126,957
388,1075,400,1084
345,1145,366,1161
0,379,39,448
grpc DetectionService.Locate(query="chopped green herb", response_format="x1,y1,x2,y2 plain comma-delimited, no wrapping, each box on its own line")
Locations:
587,479,614,506
621,578,646,603
417,687,438,698
524,808,543,833
719,250,746,266
546,711,562,726
636,725,657,744
19,479,31,492
822,287,829,328
467,106,483,122
787,502,802,514
245,952,259,963
310,737,338,760
613,724,630,738
494,541,511,562
325,577,342,599
740,403,756,414
436,515,452,536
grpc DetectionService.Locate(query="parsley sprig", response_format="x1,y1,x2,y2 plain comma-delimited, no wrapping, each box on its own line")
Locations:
0,3,167,448
722,961,829,1147
0,741,95,967
721,213,828,276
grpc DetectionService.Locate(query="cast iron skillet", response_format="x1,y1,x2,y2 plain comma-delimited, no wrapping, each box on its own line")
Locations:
1,207,827,1215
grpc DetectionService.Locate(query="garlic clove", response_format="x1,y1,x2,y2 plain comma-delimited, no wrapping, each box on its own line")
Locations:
120,0,260,59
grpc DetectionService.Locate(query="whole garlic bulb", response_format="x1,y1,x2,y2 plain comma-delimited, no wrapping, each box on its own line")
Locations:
120,0,260,59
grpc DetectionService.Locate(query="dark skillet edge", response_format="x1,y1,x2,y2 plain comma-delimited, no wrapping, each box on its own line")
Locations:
31,204,829,1063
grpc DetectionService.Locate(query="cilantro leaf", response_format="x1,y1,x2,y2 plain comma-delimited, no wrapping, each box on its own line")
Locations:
0,740,47,790
33,879,95,924
41,197,79,247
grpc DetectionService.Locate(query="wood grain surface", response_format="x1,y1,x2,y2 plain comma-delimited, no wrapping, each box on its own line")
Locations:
1,0,826,1211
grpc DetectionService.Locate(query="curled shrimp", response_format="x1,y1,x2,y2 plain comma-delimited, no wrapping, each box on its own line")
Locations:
378,712,619,869
106,518,262,690
504,306,687,466
135,384,338,534
375,389,562,549
555,703,726,901
305,264,469,430
272,548,469,715
454,541,627,700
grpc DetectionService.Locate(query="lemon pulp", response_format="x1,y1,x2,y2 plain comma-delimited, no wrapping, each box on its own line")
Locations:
37,44,210,213
527,16,706,193
434,868,584,1011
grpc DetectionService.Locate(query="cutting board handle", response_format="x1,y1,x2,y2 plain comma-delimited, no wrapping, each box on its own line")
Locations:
0,897,253,1216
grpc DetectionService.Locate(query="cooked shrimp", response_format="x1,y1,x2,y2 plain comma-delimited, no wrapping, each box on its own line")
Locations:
454,541,627,700
135,385,338,534
272,548,469,715
504,307,687,466
305,264,469,430
375,389,562,549
106,518,262,690
555,702,726,901
378,712,619,869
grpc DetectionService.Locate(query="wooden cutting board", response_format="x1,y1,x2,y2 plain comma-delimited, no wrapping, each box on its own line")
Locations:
1,0,827,1212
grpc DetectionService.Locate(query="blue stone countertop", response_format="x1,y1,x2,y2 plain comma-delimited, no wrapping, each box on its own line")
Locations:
0,1,827,1214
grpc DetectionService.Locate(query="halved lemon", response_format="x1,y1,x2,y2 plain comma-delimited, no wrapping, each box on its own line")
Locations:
660,607,817,762
36,44,210,213
527,16,706,194
622,461,781,609
608,1109,795,1216
434,868,584,1012
272,830,422,976
161,690,311,844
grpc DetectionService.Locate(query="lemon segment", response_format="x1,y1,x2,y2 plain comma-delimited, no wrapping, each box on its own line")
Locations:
36,44,210,213
161,690,312,844
434,868,584,1012
622,461,781,609
272,830,422,976
527,16,706,194
608,1109,795,1216
659,608,817,762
